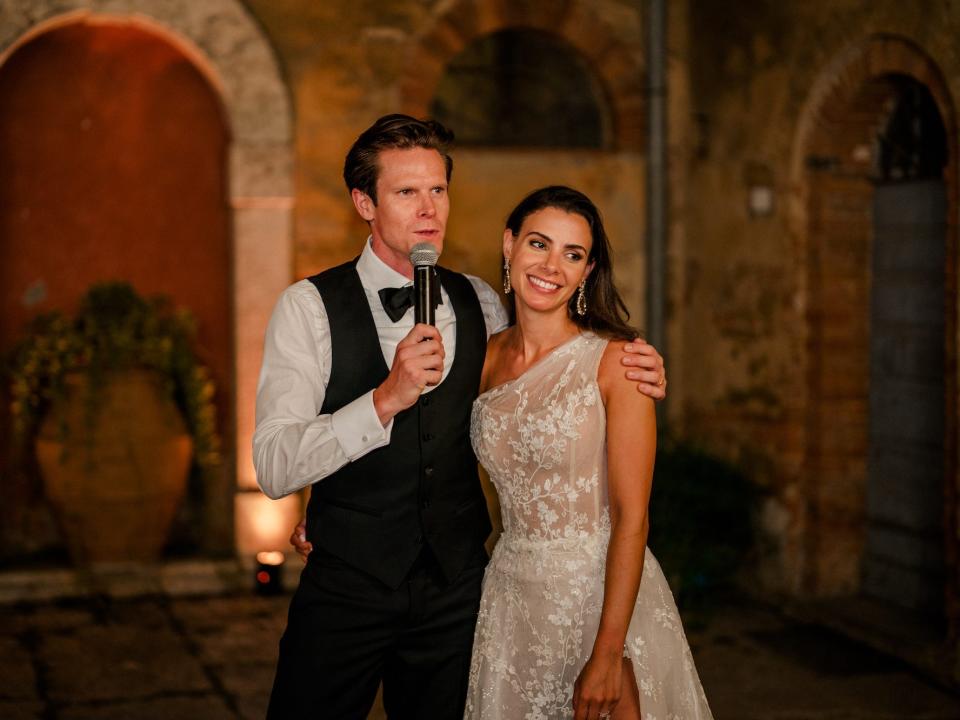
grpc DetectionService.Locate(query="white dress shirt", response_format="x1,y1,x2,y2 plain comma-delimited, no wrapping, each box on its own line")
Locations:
253,239,509,499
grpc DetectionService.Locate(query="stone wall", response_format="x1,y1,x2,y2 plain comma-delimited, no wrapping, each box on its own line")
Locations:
243,0,651,292
679,0,960,611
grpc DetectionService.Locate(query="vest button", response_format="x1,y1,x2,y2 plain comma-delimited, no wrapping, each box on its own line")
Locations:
422,432,433,442
421,498,431,509
424,466,434,477
414,534,423,544
422,395,431,407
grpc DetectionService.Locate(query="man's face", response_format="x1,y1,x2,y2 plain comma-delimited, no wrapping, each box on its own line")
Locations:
352,147,450,278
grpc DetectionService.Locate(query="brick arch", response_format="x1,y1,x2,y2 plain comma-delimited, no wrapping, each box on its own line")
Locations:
0,1,296,557
398,0,645,151
788,36,958,618
790,35,957,184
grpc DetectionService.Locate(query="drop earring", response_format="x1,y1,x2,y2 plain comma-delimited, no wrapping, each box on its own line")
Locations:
503,257,512,294
576,279,587,316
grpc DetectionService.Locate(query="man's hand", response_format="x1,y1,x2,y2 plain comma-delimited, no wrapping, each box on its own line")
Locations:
289,520,312,562
621,339,667,400
373,324,445,424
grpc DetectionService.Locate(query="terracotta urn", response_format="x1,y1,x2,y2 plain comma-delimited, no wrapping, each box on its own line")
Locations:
34,370,193,565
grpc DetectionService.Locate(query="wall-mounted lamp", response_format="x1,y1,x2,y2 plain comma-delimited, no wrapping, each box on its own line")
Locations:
744,162,775,218
747,184,775,217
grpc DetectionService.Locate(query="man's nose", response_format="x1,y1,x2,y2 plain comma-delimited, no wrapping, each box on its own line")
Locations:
418,196,436,217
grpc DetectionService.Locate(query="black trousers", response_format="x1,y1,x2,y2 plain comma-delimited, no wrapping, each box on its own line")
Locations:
267,545,485,720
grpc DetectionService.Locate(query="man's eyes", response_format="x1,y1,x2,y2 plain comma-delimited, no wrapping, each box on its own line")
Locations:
397,187,446,195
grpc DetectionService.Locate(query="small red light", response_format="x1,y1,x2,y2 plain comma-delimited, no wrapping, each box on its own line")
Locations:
256,570,271,584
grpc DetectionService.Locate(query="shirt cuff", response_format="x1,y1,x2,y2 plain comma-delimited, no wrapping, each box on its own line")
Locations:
330,389,393,460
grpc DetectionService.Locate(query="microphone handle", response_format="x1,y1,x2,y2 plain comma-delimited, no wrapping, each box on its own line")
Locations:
413,265,435,326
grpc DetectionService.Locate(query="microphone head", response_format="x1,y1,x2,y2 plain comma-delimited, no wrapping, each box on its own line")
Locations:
409,242,439,268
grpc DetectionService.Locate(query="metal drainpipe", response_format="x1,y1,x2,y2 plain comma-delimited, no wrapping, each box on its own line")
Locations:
646,0,668,418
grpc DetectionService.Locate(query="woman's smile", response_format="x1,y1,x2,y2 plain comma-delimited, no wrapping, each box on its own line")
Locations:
527,274,562,292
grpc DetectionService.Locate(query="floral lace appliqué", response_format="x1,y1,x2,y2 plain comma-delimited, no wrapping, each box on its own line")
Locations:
465,334,713,720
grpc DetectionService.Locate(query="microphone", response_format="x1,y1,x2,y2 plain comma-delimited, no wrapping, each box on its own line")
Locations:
410,242,439,326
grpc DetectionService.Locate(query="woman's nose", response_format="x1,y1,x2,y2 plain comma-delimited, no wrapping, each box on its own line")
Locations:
542,250,561,271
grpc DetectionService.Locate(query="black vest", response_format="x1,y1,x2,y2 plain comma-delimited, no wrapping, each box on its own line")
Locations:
305,260,491,588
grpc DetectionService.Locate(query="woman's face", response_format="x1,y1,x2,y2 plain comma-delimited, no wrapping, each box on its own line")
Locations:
503,207,594,316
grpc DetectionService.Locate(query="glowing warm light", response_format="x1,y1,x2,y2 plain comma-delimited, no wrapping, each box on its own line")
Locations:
235,491,301,556
256,550,285,566
256,570,271,584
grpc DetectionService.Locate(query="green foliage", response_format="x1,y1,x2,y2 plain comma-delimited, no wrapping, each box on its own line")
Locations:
6,282,220,470
648,438,758,609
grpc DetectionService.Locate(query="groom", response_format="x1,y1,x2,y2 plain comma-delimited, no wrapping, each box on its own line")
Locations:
255,114,667,719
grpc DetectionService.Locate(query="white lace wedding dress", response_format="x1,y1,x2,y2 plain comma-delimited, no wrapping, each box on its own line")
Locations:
465,333,713,720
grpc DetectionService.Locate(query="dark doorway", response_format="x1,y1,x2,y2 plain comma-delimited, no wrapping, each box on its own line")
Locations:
864,77,947,623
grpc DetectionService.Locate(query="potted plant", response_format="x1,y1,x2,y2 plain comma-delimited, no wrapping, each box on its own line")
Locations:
6,282,220,565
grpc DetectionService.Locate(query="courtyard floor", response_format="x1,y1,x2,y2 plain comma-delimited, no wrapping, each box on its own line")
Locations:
0,589,958,719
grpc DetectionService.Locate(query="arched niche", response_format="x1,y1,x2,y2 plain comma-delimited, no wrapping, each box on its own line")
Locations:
0,1,297,559
399,0,646,151
431,28,611,149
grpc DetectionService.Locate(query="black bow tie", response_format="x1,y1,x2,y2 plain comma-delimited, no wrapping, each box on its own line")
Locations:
378,278,442,322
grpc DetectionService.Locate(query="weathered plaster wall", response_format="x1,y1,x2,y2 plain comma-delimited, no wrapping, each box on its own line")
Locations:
243,0,650,291
681,0,960,596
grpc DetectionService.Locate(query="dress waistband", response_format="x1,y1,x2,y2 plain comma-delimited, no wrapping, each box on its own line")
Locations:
497,530,610,553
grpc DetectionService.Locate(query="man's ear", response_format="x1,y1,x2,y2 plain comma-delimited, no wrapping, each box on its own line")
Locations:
351,188,375,222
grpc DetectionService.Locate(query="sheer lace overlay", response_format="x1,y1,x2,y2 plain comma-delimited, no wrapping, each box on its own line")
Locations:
466,333,712,720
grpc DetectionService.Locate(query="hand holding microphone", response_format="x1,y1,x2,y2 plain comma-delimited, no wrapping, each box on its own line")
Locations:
372,243,445,424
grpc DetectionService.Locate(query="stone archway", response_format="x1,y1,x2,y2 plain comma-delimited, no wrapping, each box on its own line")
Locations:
788,36,958,632
0,1,296,556
398,0,646,151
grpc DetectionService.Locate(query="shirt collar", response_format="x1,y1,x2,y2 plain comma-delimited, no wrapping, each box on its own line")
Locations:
356,235,412,290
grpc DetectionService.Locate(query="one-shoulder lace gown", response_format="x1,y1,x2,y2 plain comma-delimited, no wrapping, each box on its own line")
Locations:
465,333,713,720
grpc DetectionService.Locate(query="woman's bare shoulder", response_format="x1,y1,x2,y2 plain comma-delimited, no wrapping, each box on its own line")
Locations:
597,337,628,386
488,327,512,348
480,327,513,393
597,337,653,409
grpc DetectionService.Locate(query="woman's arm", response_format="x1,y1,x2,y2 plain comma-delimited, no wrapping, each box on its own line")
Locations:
573,341,657,720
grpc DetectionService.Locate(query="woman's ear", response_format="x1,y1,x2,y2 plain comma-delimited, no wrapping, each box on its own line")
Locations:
584,261,596,280
502,228,514,260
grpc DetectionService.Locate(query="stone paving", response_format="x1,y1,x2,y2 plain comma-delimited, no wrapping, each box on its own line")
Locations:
1,591,958,720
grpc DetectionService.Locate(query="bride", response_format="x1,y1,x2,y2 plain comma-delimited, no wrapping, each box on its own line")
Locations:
466,186,712,720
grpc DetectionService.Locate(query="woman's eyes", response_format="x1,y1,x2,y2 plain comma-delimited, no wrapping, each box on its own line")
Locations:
526,239,583,261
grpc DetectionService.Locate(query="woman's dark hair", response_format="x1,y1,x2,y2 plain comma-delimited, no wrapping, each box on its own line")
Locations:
504,185,639,341
343,114,454,204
